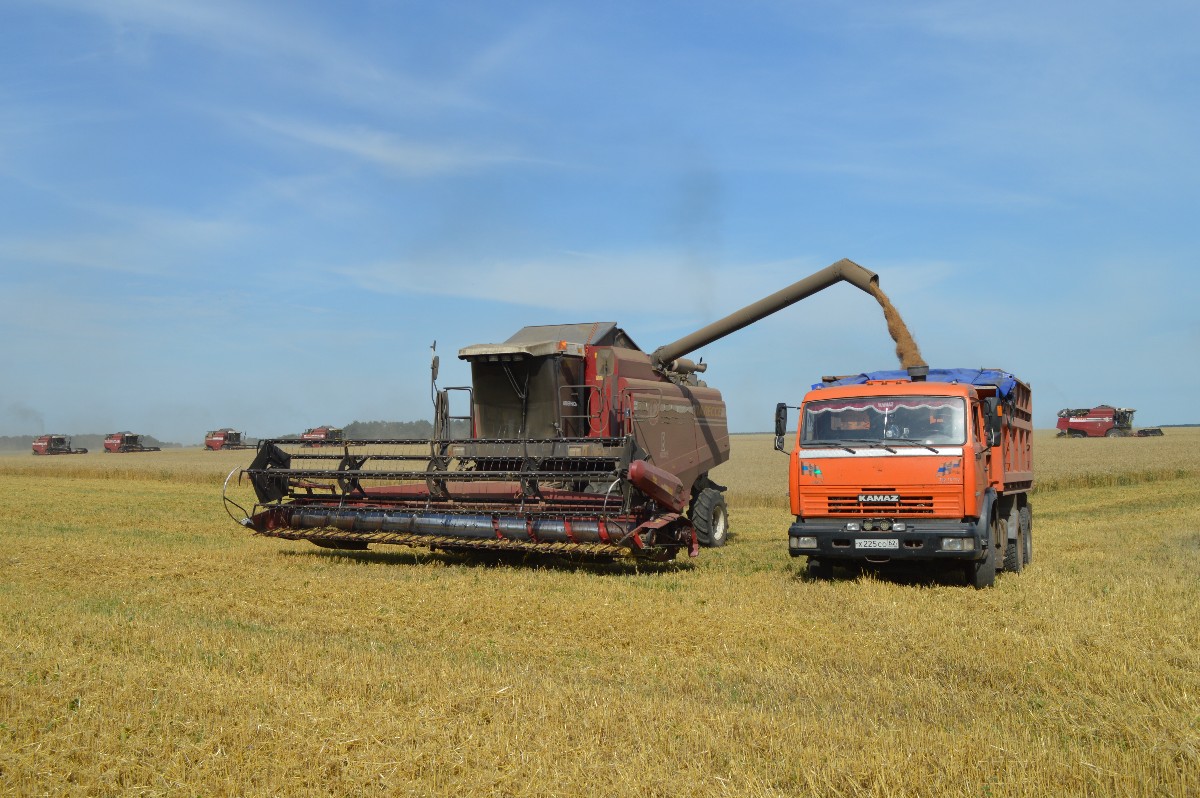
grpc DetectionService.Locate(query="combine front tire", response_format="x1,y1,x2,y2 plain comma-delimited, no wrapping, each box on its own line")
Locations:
691,488,729,547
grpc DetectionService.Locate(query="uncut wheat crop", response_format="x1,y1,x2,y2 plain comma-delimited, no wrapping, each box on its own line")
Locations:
1,430,1197,797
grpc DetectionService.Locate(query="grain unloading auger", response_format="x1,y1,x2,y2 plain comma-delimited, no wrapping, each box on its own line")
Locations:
224,259,878,560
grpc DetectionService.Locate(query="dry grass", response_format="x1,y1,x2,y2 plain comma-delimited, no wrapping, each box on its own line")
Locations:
1,433,1198,796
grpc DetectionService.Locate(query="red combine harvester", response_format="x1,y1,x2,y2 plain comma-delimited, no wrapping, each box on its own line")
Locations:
205,429,253,450
224,259,881,560
31,434,88,455
1055,406,1163,438
300,426,344,447
103,432,162,453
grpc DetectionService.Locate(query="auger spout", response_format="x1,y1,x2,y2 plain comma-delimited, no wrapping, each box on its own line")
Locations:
649,258,878,370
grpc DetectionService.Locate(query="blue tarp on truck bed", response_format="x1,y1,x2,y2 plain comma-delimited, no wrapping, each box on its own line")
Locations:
816,369,1020,400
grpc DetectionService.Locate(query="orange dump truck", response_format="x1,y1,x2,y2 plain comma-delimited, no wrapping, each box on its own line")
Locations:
774,367,1033,588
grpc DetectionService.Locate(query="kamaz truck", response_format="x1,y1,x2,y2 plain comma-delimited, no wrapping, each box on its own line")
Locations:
775,367,1033,588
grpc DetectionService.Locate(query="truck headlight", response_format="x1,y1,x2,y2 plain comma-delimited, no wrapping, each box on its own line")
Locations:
790,536,817,549
844,522,861,532
941,537,975,551
892,522,906,532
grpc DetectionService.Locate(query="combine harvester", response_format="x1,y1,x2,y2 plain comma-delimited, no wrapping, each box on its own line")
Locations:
205,428,254,450
31,434,88,455
103,432,161,453
300,426,344,446
225,259,879,560
1055,405,1163,438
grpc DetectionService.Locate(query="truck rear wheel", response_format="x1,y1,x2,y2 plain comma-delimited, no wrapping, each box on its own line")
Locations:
690,488,729,547
1020,505,1033,565
1004,517,1025,574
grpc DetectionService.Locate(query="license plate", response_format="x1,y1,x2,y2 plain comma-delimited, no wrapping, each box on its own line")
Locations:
855,538,899,550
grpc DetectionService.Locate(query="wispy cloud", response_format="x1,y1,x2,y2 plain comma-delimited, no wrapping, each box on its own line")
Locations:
246,115,543,176
2,204,249,275
28,0,485,113
335,251,908,320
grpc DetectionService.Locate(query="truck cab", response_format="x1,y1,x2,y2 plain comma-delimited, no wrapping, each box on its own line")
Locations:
776,368,1033,588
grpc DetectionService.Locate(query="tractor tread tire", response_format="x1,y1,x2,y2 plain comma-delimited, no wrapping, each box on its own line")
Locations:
690,488,729,548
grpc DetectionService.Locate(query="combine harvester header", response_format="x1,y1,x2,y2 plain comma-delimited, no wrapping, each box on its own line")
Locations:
225,259,880,560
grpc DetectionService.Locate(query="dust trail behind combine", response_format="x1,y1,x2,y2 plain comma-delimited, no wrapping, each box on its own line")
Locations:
868,283,926,369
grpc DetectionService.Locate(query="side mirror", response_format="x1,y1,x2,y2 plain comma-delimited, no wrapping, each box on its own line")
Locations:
983,398,1003,447
431,354,440,383
774,403,788,452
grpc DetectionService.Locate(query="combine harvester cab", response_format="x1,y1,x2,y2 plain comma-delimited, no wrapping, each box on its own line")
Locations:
103,432,162,453
225,259,880,560
31,434,88,455
205,428,253,450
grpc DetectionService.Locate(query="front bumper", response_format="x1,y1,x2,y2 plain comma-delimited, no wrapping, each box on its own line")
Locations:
787,517,987,563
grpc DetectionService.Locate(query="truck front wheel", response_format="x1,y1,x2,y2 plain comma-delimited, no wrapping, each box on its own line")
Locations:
806,558,833,580
966,518,999,589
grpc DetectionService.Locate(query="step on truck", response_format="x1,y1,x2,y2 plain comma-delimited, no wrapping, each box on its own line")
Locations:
775,367,1033,588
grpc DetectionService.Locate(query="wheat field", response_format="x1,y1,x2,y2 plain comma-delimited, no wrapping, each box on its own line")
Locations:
1,431,1197,796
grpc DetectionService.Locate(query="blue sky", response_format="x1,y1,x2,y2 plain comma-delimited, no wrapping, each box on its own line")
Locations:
2,0,1198,442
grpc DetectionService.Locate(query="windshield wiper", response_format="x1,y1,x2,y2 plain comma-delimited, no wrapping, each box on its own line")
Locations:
840,438,897,454
805,441,857,454
887,437,940,453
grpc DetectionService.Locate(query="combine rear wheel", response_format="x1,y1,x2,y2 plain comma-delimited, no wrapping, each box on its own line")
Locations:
690,488,728,547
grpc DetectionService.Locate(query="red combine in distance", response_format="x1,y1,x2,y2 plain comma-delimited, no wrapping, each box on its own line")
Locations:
205,429,253,451
224,259,881,561
1055,406,1163,438
300,426,344,447
103,432,162,453
31,434,88,455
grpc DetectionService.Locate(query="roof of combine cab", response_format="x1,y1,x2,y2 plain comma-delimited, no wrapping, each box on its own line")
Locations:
816,368,1022,399
458,322,642,361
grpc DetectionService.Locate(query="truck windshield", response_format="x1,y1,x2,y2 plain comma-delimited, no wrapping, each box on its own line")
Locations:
802,396,966,446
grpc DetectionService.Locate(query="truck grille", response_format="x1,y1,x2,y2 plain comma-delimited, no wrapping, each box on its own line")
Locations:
801,488,963,517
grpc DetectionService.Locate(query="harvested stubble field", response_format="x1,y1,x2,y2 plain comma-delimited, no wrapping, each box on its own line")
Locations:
1,431,1197,797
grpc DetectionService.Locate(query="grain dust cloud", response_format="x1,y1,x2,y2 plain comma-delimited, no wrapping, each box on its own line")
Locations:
867,283,927,370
